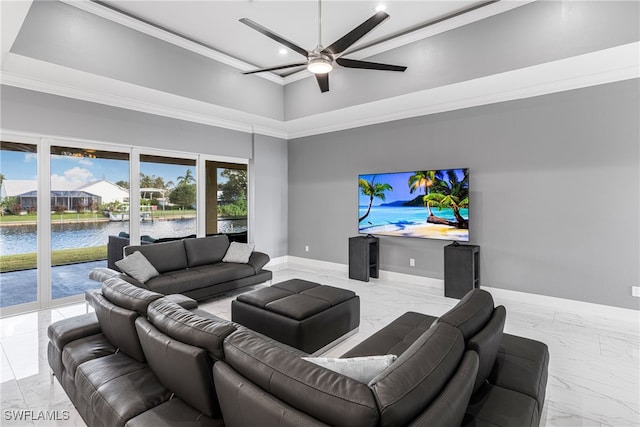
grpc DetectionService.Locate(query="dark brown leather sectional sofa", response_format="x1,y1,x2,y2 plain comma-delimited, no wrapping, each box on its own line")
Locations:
48,278,548,427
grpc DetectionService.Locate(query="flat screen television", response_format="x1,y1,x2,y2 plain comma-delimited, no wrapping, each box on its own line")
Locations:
358,168,469,241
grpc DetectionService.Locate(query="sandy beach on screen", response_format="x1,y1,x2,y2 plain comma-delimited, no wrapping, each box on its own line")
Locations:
365,222,468,240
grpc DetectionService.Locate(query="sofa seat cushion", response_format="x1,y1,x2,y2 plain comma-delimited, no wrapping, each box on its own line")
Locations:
75,353,171,427
145,263,255,295
125,398,224,427
48,312,101,351
463,383,540,427
193,263,257,284
489,333,550,409
342,311,436,358
61,333,116,378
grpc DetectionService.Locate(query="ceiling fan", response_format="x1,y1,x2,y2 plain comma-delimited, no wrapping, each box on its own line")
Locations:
240,1,407,93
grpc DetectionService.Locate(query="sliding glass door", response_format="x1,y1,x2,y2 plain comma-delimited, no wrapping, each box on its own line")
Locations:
49,146,129,302
139,154,197,240
1,137,249,315
0,142,39,309
206,161,247,239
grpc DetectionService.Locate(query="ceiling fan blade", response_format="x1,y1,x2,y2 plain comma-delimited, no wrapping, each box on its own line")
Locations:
315,73,329,93
322,11,389,56
239,18,309,58
243,62,308,75
336,58,407,72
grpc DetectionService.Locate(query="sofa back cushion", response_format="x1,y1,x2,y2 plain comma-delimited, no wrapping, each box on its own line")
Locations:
184,235,230,268
92,292,146,362
436,289,505,393
468,305,506,393
223,330,379,427
135,316,221,417
437,289,494,339
101,277,162,315
124,240,188,273
369,322,465,427
146,299,236,360
409,350,479,427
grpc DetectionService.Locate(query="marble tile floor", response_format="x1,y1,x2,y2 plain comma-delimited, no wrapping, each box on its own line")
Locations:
1,262,638,426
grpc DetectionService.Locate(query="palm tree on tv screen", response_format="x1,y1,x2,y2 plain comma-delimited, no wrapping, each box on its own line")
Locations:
358,177,392,223
408,170,435,216
423,169,469,229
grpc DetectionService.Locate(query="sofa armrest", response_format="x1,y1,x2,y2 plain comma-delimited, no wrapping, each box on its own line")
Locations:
47,312,101,351
107,235,130,271
247,251,270,273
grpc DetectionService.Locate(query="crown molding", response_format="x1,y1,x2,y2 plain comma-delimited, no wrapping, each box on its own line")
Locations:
284,42,640,139
2,43,637,141
60,0,284,85
0,53,288,139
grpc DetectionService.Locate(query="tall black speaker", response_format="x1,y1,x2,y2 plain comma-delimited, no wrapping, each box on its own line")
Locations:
444,243,479,299
349,236,379,282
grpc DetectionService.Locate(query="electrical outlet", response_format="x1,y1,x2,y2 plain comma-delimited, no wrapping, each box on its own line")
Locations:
409,258,415,267
305,245,309,252
632,286,640,298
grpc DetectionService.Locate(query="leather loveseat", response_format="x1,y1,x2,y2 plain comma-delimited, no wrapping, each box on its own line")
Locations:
49,279,548,427
117,234,272,301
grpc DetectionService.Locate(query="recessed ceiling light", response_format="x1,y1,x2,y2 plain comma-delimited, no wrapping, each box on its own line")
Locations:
374,4,387,12
278,48,288,55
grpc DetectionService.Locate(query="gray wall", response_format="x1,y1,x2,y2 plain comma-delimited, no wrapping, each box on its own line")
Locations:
0,85,289,254
288,79,640,310
252,134,288,258
13,1,284,120
285,1,639,120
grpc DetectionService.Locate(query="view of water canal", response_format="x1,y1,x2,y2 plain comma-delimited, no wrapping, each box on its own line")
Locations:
0,217,246,256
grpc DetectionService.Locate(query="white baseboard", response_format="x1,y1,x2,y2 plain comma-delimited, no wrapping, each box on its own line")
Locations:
286,256,349,274
483,286,640,322
377,269,444,290
277,256,639,321
265,255,289,270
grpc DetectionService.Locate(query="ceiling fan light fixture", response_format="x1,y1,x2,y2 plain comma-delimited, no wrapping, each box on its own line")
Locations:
307,57,333,74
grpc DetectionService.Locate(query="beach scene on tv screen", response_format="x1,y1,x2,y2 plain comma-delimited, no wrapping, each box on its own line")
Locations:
358,169,469,241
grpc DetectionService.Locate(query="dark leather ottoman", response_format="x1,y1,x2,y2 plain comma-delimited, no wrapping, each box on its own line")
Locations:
231,279,360,353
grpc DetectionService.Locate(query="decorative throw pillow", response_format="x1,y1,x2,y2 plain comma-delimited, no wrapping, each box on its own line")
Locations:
115,251,160,283
301,355,397,384
222,242,255,263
